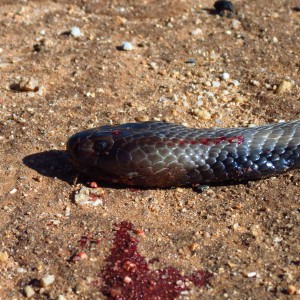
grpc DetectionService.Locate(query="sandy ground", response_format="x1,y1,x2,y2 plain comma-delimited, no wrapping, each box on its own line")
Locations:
0,0,299,299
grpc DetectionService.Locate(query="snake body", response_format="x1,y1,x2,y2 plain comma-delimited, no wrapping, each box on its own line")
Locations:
67,120,300,187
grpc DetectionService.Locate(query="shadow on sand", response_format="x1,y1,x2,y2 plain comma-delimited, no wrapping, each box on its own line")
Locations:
23,150,75,185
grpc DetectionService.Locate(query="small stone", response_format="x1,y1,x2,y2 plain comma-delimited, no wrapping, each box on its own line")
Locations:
250,79,260,87
149,61,158,70
212,80,220,88
287,285,297,295
231,19,241,29
134,116,149,122
0,251,9,262
247,272,257,278
123,276,132,284
24,285,35,298
40,29,46,35
17,267,27,273
71,26,81,37
232,80,240,86
250,225,261,237
190,28,202,35
41,274,55,287
74,186,105,207
120,41,133,51
221,72,230,81
186,58,196,65
15,77,40,92
72,251,88,262
9,188,17,194
188,243,199,251
193,109,211,120
276,79,293,94
273,236,283,243
232,223,240,231
293,6,300,12
57,295,67,300
214,0,235,17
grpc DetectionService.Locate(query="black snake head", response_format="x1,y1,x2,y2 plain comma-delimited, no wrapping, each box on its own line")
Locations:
67,129,115,176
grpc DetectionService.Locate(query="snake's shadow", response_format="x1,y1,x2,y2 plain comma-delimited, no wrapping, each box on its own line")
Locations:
23,150,75,184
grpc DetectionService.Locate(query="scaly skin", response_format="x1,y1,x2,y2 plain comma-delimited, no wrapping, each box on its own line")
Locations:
67,120,300,187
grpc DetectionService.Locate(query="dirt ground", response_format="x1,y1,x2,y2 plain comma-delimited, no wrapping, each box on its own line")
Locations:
0,0,299,299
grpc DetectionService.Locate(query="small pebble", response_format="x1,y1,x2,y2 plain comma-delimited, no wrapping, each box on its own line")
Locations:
231,19,241,29
41,274,55,287
221,72,230,81
24,285,35,298
250,79,260,87
15,77,40,92
214,0,235,16
74,186,105,207
71,26,81,37
232,79,240,86
247,272,257,278
17,267,27,273
9,188,17,194
193,109,211,120
149,61,158,70
120,41,133,51
39,29,46,35
287,285,297,295
0,251,9,262
293,6,300,11
212,80,220,88
186,58,196,65
190,28,202,35
273,236,283,243
276,79,293,94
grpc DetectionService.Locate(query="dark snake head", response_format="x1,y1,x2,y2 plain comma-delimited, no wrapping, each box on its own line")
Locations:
67,129,114,175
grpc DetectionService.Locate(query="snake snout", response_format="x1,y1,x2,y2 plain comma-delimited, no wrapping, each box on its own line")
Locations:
67,132,98,170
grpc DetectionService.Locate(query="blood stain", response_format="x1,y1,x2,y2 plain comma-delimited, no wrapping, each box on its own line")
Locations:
100,221,211,299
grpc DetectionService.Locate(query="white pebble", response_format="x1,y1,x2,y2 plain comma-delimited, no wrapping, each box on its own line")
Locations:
190,28,202,36
232,80,240,86
120,41,133,51
41,274,55,287
212,81,220,88
231,19,241,29
149,61,158,70
9,188,17,194
221,73,230,81
17,267,27,273
39,29,46,35
24,286,35,298
273,237,283,243
71,26,81,37
247,272,257,278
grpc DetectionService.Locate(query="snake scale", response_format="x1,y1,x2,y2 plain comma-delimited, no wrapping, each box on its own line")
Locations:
67,120,300,187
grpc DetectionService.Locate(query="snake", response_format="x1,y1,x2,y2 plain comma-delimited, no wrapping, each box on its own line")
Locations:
67,120,300,187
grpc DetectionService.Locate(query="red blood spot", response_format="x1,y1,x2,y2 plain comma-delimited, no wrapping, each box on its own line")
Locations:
89,181,98,188
100,221,211,299
112,130,121,135
72,251,88,262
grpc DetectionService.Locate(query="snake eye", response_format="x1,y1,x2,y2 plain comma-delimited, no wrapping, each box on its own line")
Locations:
93,140,107,153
